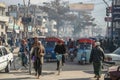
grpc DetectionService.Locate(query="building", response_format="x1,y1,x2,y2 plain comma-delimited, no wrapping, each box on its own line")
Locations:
8,4,50,37
111,0,120,44
0,3,9,39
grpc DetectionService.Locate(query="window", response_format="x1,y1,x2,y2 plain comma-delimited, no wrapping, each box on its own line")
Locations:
114,48,120,55
1,32,3,36
0,49,2,57
1,24,4,29
2,48,8,55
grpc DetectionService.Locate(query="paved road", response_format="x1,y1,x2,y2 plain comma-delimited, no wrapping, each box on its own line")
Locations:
0,47,105,80
0,60,105,80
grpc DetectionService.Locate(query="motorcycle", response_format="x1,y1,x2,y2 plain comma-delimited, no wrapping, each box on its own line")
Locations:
69,52,74,62
68,48,75,62
81,52,87,65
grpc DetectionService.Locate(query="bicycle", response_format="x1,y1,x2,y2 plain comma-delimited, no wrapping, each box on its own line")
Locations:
56,54,63,75
13,54,22,70
14,52,28,71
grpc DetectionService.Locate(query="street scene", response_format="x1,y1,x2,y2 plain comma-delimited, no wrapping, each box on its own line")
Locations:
0,0,120,80
0,47,105,80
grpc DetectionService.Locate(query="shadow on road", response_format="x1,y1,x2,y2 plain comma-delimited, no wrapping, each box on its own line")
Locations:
83,70,106,75
0,77,34,80
83,70,93,74
59,78,90,80
42,72,55,75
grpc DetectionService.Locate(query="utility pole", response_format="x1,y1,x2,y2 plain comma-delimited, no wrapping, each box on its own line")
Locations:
111,0,114,41
22,0,31,75
22,0,31,38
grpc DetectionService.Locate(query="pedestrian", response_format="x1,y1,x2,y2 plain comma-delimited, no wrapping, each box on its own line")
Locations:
19,39,29,69
89,42,105,80
54,41,66,70
31,37,45,79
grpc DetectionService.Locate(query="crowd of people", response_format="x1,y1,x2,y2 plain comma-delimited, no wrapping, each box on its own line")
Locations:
6,37,119,80
18,37,45,79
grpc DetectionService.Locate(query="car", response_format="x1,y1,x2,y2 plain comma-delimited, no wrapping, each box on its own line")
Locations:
105,47,120,64
0,46,14,73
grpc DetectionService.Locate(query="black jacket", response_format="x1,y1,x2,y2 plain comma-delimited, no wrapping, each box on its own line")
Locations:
54,44,66,54
89,46,105,63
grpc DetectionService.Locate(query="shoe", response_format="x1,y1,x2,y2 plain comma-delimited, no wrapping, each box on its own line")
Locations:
96,75,100,80
96,78,99,80
36,75,40,79
98,75,101,78
35,73,37,76
36,76,39,79
94,75,97,78
56,68,58,70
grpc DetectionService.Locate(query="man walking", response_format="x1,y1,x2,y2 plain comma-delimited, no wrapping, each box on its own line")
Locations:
31,37,45,79
89,42,105,80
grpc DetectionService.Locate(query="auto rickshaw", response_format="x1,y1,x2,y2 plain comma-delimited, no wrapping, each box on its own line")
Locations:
76,38,95,64
44,37,64,62
28,36,46,50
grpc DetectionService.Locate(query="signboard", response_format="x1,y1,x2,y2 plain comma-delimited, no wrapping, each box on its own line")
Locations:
112,5,120,22
28,26,32,32
0,3,6,8
104,17,112,22
69,3,94,11
0,15,9,22
107,7,112,13
9,12,17,18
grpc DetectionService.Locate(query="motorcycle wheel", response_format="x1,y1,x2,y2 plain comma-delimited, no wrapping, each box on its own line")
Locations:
81,60,85,65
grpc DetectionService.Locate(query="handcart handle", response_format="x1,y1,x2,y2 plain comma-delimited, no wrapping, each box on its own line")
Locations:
117,66,120,71
103,61,115,65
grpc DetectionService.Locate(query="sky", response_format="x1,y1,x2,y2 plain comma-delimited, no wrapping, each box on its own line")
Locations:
0,0,112,31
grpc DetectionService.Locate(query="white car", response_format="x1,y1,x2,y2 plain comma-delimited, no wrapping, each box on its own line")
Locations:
0,46,14,72
105,47,120,64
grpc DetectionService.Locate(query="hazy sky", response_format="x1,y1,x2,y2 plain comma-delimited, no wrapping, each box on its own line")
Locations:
0,0,112,29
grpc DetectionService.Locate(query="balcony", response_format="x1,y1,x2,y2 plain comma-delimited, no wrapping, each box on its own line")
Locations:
0,15,9,22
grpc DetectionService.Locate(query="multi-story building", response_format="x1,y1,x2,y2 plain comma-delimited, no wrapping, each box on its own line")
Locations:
111,0,120,45
8,4,48,37
0,3,9,39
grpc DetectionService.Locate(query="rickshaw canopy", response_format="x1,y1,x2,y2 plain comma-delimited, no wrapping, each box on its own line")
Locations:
78,38,95,44
45,37,64,43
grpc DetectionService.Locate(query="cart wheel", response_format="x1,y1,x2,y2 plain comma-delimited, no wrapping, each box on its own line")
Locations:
117,78,120,80
104,72,111,80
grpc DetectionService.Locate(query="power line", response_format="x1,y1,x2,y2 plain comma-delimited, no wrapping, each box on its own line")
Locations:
102,0,110,7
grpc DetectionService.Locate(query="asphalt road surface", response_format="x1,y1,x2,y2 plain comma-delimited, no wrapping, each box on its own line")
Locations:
0,58,105,80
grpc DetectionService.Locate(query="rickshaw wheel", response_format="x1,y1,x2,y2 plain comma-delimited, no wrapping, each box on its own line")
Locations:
117,78,120,80
46,59,50,62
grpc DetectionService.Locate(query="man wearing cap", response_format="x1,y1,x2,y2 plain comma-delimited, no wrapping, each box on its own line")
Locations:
89,42,105,80
31,37,45,79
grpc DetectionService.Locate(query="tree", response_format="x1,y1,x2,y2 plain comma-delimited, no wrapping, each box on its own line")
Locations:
40,0,96,37
40,0,70,36
72,11,96,36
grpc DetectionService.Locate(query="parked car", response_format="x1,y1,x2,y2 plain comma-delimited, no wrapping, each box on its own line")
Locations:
105,47,120,64
0,46,14,73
